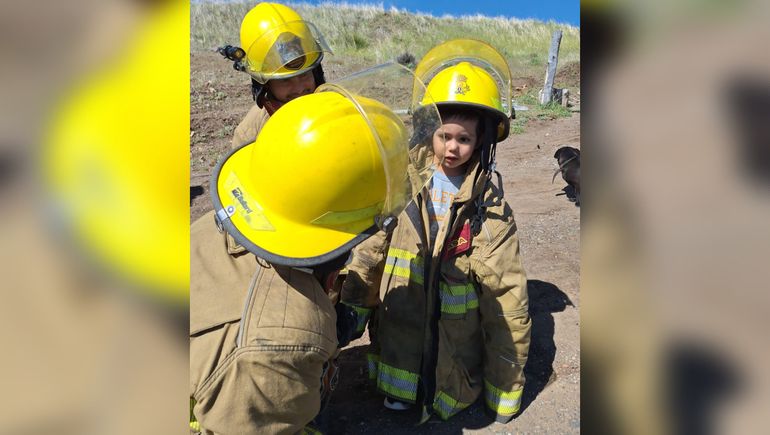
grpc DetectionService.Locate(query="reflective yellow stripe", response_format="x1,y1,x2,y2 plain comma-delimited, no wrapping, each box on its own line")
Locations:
190,397,200,432
384,263,422,283
484,380,523,416
300,426,323,435
439,282,478,315
384,248,424,285
377,361,419,401
466,291,479,309
367,353,379,380
388,247,421,262
433,390,471,420
350,305,372,334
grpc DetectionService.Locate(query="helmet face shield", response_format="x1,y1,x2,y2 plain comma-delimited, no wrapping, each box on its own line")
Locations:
211,65,445,266
244,20,332,83
414,39,513,118
321,62,445,220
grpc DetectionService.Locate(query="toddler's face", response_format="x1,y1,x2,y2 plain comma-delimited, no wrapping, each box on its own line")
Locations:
432,117,478,176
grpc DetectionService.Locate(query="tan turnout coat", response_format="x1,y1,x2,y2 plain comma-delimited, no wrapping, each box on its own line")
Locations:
342,156,532,422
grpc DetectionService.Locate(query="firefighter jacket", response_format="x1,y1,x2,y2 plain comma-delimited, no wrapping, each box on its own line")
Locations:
342,155,532,423
231,105,270,150
190,211,338,434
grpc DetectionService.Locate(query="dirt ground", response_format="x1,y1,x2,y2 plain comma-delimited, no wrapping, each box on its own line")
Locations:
191,51,580,434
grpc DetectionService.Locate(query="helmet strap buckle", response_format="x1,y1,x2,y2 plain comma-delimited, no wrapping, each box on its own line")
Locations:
214,205,235,233
375,215,398,233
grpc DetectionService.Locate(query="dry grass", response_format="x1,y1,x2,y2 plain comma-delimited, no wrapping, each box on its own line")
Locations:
191,1,579,78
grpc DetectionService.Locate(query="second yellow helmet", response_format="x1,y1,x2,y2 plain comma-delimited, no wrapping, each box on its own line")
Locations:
424,61,510,140
417,39,513,141
239,3,332,83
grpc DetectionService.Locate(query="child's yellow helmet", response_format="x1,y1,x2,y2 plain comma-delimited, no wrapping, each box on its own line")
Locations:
424,62,510,140
416,39,513,141
211,89,410,266
239,3,331,83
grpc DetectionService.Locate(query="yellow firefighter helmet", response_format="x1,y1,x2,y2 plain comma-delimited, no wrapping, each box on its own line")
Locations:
416,39,513,141
239,2,331,83
211,88,410,266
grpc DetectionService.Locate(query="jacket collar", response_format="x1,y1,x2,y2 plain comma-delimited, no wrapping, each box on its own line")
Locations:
451,154,487,204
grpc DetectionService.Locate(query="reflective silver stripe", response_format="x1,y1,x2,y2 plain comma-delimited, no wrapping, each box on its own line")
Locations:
379,371,418,393
366,353,379,380
385,256,411,269
434,395,454,418
384,252,424,285
484,380,523,416
440,292,466,306
439,282,479,314
376,362,419,400
433,390,470,419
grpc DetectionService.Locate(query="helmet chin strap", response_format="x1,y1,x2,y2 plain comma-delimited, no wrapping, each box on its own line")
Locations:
258,90,284,115
251,80,282,115
471,118,502,236
479,117,498,173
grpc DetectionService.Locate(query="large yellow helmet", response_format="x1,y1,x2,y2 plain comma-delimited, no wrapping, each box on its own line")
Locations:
416,39,513,141
42,1,188,304
239,2,331,83
211,88,411,266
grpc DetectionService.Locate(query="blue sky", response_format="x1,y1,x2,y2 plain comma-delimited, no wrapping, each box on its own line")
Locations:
303,0,580,26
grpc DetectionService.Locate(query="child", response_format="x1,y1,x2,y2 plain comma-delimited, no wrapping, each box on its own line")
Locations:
341,40,532,424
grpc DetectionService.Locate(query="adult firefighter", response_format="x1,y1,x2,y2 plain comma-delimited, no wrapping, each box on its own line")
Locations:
218,2,332,149
341,39,532,424
190,64,444,434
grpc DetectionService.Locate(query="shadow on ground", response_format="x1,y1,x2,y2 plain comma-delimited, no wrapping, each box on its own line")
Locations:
520,280,574,414
557,184,580,206
323,279,573,434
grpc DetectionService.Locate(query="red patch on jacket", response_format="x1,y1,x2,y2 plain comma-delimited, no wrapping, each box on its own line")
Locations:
443,222,472,259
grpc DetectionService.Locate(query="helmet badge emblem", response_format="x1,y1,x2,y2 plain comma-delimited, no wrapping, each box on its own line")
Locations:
454,74,471,95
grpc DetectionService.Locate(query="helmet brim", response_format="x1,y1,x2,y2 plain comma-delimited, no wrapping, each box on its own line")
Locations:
247,53,325,84
210,143,378,267
435,101,511,142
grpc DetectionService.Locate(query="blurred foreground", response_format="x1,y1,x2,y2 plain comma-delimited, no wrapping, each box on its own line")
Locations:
0,0,189,433
582,0,770,433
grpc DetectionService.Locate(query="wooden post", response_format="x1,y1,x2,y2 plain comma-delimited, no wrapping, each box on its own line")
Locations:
539,30,563,105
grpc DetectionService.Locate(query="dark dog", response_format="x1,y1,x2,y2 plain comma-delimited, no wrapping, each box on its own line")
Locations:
190,185,205,205
553,146,580,205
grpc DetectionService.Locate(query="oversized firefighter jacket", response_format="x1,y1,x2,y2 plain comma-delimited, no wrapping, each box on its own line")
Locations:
342,155,532,423
190,211,338,434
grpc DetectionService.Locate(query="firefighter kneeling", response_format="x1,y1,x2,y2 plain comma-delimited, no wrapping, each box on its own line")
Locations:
190,88,413,434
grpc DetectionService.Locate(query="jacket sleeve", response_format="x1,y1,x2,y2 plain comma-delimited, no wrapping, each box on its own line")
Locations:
231,106,268,150
471,217,531,423
340,229,391,335
191,347,327,435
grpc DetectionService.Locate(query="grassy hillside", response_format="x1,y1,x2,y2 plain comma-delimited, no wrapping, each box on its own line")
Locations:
191,1,579,79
